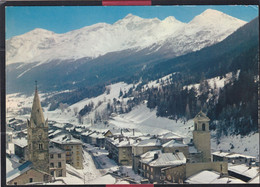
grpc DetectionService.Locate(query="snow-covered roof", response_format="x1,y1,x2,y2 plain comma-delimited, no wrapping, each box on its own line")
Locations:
189,146,199,154
228,164,259,179
149,152,186,167
13,137,27,148
140,151,186,167
248,174,260,184
81,131,94,136
106,137,135,147
134,139,161,147
6,157,21,173
158,132,183,140
162,140,187,148
140,150,162,164
212,151,256,159
185,170,245,184
51,135,82,145
75,128,83,133
7,161,33,182
89,132,105,139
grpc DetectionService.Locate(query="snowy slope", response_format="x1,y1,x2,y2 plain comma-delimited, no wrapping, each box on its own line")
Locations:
6,9,246,65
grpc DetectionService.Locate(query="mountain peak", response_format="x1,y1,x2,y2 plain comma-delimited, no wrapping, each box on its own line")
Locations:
124,13,142,20
189,9,246,25
163,16,181,24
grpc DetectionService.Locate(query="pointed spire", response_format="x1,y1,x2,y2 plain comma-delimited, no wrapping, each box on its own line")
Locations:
30,82,45,126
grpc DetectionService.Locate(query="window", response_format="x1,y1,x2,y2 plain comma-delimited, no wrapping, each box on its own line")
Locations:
77,145,79,149
151,168,153,172
146,173,149,178
51,171,54,176
76,151,80,155
58,162,62,168
14,182,17,185
77,162,80,167
29,178,33,183
143,165,145,170
150,175,154,179
50,163,54,167
175,150,179,153
202,123,206,131
195,123,197,130
58,154,61,158
50,154,54,159
39,143,43,150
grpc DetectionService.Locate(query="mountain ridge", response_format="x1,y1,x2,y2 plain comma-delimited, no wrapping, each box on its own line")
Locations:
6,9,246,65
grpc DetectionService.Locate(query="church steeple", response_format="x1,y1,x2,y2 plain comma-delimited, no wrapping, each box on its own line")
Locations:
29,81,46,127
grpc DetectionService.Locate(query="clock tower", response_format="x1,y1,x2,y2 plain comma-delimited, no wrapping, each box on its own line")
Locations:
27,82,49,173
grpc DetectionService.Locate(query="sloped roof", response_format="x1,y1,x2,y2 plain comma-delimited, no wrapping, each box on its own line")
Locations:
185,170,245,184
7,161,33,182
212,151,256,159
13,137,27,148
228,164,259,179
140,150,162,164
149,152,186,167
158,132,183,140
134,139,161,147
162,140,187,148
194,111,210,121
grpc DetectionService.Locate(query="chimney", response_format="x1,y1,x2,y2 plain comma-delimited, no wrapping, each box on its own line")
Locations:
154,153,159,160
121,129,123,135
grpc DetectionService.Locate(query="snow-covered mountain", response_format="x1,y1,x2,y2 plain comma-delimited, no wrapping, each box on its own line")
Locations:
6,9,246,65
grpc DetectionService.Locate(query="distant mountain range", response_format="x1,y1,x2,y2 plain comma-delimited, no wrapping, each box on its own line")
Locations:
6,9,250,93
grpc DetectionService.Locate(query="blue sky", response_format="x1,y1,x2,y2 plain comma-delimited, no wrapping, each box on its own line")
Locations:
6,5,258,39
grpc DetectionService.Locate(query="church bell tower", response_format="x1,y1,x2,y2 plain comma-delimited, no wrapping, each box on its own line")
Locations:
193,111,211,162
27,82,49,173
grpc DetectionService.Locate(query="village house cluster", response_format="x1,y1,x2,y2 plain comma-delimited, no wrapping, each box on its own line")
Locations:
6,87,259,184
